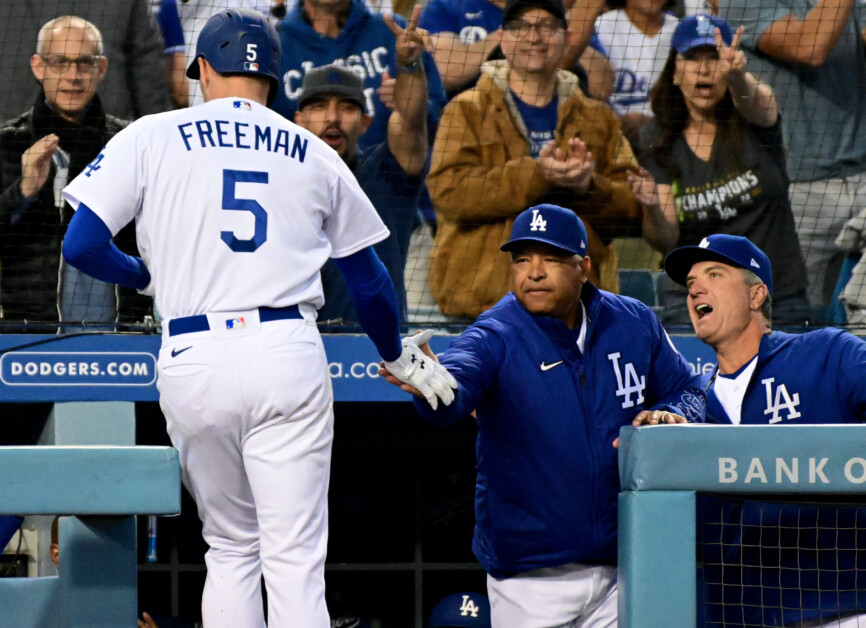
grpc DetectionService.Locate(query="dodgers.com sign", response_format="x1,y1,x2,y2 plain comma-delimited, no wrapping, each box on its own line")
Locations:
0,351,156,387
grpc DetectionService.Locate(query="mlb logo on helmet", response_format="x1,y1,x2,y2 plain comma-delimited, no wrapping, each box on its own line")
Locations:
226,317,247,330
244,62,259,71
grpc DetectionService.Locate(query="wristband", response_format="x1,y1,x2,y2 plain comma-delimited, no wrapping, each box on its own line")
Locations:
396,58,423,75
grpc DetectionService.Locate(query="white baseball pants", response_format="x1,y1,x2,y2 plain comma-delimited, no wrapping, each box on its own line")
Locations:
157,310,332,627
487,563,617,628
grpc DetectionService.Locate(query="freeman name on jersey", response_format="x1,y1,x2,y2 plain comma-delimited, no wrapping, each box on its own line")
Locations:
177,118,308,162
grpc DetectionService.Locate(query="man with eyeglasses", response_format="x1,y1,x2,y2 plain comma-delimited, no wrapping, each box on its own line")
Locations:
426,0,647,320
0,16,150,537
0,15,149,330
0,1,170,123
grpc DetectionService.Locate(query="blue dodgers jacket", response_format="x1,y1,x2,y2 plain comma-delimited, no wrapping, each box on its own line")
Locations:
272,0,447,151
700,329,866,627
414,285,705,578
705,329,866,426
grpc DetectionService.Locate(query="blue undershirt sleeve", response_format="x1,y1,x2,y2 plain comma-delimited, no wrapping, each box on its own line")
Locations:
0,515,24,550
62,204,151,291
333,247,402,361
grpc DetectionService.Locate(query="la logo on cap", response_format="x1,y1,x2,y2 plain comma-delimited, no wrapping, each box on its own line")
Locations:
696,15,714,35
529,208,547,232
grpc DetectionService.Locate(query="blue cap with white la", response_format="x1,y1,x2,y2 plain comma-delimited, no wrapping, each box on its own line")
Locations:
664,234,774,294
671,14,733,54
428,592,491,628
500,204,588,257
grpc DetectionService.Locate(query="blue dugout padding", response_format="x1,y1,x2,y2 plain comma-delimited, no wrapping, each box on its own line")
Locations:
617,425,866,627
0,333,718,402
0,446,181,627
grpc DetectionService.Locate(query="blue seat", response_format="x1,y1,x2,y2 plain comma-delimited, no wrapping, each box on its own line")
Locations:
619,269,658,307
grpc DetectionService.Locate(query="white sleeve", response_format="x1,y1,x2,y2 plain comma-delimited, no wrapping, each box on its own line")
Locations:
324,151,390,259
62,123,145,236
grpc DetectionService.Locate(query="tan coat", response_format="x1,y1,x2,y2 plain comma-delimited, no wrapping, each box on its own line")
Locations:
427,61,643,318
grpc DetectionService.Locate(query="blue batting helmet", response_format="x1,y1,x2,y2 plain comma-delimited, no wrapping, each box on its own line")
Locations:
186,8,281,105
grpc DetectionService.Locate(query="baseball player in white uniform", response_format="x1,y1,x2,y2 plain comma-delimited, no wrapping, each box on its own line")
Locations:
60,8,456,627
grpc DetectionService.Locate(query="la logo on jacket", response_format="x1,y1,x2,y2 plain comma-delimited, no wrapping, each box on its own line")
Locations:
608,352,646,409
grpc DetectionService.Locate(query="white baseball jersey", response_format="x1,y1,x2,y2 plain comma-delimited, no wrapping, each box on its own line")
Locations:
595,10,679,117
63,97,389,320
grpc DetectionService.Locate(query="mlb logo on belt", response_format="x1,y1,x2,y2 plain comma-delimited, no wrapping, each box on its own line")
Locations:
226,317,246,330
244,62,259,71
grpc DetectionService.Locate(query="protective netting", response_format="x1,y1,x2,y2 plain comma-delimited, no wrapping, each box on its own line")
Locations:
0,1,862,331
698,494,866,628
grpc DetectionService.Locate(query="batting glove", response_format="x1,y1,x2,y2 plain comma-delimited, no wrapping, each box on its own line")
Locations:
384,331,458,410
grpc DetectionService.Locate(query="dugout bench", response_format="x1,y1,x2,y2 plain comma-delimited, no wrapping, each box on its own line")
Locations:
617,424,866,627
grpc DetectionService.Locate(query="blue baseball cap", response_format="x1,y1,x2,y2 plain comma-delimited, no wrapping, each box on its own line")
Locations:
428,592,491,628
500,204,588,257
671,14,733,54
664,234,773,294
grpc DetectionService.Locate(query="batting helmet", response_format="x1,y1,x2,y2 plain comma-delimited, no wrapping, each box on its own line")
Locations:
186,8,281,105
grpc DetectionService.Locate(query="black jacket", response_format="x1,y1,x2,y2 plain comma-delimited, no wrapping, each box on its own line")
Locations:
0,92,150,326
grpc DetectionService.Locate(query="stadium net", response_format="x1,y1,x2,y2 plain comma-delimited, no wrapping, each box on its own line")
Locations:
698,494,866,627
0,2,864,332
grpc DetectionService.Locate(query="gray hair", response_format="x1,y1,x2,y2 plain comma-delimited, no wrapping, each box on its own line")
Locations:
36,16,104,56
740,268,773,325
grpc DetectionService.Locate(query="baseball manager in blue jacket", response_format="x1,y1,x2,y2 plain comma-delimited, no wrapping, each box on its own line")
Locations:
383,203,706,627
663,234,866,627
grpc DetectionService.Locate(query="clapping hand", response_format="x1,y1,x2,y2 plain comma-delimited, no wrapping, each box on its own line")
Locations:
538,138,595,194
20,134,59,199
627,168,660,210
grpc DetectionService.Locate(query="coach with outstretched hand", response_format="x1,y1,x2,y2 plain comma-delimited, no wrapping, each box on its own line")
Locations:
383,204,705,627
58,8,455,627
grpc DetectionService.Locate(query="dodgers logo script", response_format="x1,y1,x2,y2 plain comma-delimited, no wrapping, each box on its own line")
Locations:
762,377,801,423
529,208,547,231
459,595,480,618
608,352,646,409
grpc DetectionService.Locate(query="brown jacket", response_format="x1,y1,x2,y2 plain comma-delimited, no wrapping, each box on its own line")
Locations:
427,61,643,318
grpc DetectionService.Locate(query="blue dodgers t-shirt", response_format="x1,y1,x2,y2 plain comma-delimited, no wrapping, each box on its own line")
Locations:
512,92,558,158
420,0,503,43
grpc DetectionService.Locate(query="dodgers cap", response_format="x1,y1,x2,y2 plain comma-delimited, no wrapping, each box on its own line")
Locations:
500,204,587,257
664,234,774,295
671,14,733,54
428,592,491,628
503,0,566,25
297,64,367,112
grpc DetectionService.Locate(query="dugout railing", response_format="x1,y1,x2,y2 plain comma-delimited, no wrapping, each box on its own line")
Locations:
618,424,866,627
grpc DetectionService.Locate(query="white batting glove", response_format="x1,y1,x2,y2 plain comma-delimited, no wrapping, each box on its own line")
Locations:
384,331,458,410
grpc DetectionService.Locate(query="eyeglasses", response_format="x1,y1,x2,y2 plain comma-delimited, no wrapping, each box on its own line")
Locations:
39,55,103,73
503,19,564,38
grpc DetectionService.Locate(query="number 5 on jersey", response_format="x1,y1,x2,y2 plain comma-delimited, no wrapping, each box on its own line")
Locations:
221,169,268,252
